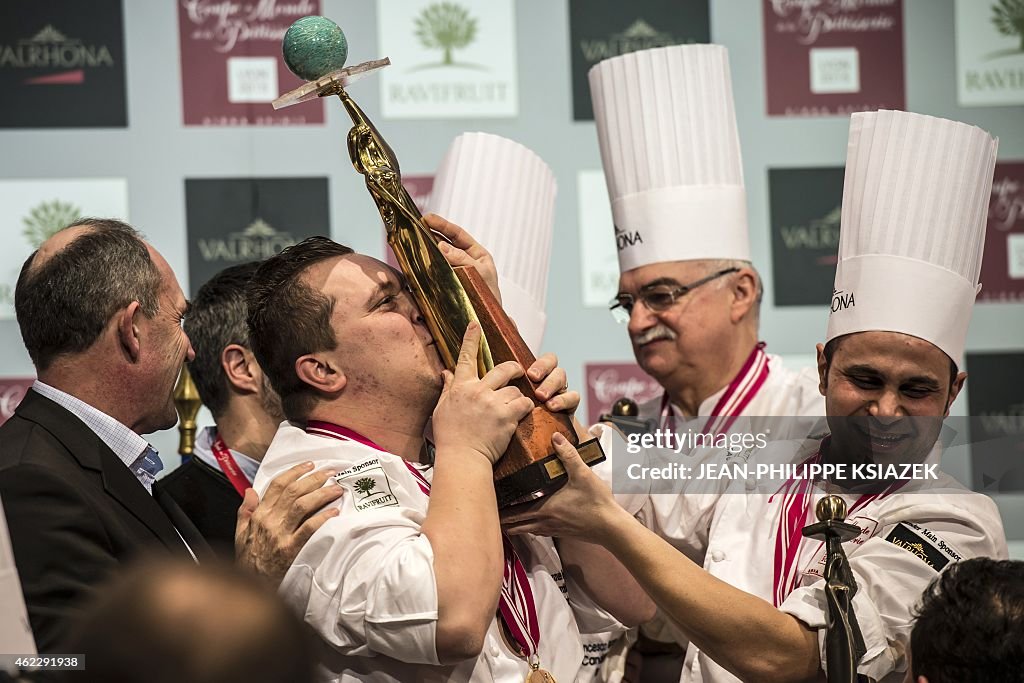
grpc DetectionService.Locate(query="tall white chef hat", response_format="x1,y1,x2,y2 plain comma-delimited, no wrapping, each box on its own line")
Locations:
427,132,557,352
826,110,998,364
589,44,749,273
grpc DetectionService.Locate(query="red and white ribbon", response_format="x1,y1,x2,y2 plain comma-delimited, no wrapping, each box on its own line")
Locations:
305,420,542,661
210,433,253,497
660,341,770,436
769,439,907,606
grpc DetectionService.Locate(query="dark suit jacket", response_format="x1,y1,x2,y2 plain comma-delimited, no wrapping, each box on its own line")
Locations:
0,389,212,652
154,455,242,559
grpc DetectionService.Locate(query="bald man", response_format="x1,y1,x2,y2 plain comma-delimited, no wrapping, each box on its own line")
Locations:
0,218,343,651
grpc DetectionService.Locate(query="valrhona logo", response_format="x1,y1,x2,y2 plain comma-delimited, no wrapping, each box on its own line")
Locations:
197,219,298,262
0,24,115,84
780,206,841,264
831,288,855,312
979,401,1024,437
579,19,682,63
615,224,643,251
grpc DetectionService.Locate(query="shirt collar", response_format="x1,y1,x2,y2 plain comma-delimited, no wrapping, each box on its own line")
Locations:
32,380,159,490
192,425,262,484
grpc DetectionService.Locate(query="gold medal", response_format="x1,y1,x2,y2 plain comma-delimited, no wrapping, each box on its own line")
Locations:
525,666,557,683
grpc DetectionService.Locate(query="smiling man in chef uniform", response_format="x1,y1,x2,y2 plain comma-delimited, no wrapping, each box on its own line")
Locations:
502,109,1009,683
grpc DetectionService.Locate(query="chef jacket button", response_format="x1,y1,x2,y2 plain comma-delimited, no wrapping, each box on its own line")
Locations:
711,550,726,562
489,644,500,657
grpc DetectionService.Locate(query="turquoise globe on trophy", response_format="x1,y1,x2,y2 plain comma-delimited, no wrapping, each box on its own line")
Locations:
282,16,348,81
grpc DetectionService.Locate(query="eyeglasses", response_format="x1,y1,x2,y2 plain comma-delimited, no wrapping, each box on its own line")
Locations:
609,268,739,323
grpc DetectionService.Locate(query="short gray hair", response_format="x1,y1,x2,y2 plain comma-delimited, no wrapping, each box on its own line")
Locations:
15,218,161,371
706,259,763,313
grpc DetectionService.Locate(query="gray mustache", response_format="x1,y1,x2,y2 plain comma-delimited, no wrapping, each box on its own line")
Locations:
634,325,678,345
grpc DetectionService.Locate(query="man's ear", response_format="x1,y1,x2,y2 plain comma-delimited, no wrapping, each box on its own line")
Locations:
815,343,828,396
221,344,260,394
945,371,968,417
117,301,143,362
728,267,758,324
295,353,346,394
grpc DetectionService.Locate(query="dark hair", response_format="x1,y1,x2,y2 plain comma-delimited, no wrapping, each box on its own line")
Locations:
247,236,353,421
15,218,161,371
822,335,958,390
910,558,1024,682
63,559,317,683
186,262,263,418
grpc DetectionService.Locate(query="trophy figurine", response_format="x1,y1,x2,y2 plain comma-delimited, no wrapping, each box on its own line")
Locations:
273,16,604,507
802,495,867,683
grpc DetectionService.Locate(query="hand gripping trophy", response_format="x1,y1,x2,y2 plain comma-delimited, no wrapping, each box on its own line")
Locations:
273,16,604,507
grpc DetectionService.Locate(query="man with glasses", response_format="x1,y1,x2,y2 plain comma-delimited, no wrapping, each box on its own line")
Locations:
504,109,1008,683
584,43,825,682
593,44,823,439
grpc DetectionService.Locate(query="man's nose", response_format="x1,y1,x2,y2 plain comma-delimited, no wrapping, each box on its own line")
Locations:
402,292,427,325
627,300,658,338
867,390,904,422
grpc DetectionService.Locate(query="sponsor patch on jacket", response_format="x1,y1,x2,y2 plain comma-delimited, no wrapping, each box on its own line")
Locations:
884,522,962,571
332,457,399,511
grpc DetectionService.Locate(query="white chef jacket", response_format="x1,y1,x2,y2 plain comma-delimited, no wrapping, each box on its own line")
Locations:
580,354,824,682
628,354,825,563
636,352,824,440
620,437,1008,683
253,422,625,683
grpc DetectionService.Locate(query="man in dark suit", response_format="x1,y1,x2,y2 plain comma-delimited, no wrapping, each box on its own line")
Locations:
156,262,285,556
0,219,343,652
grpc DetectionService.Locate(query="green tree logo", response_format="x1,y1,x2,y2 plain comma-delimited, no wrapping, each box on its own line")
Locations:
993,0,1024,51
414,2,478,66
22,199,81,248
354,477,377,496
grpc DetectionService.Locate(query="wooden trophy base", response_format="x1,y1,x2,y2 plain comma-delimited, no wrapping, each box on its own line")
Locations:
453,265,606,508
495,436,605,508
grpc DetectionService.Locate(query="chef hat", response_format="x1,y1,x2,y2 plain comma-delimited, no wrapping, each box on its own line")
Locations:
426,132,556,352
826,110,998,364
589,44,749,272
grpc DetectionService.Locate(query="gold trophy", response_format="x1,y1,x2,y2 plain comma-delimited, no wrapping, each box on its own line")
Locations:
173,365,202,457
274,17,604,507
